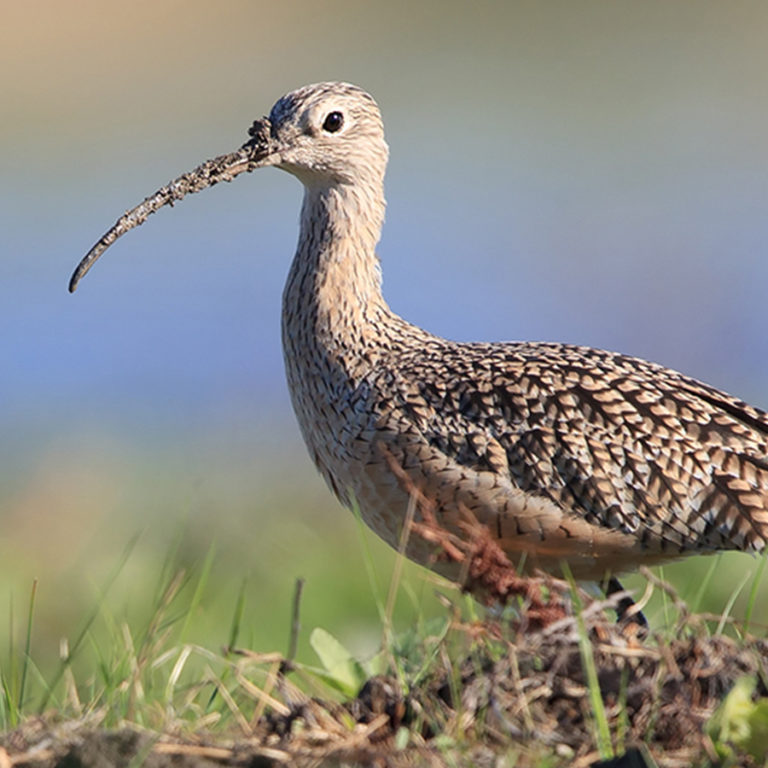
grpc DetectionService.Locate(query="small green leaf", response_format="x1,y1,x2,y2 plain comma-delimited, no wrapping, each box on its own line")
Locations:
394,726,410,750
309,627,368,697
431,733,456,752
363,649,388,678
708,676,768,761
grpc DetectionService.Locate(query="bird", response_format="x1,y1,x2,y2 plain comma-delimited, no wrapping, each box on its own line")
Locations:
70,82,768,618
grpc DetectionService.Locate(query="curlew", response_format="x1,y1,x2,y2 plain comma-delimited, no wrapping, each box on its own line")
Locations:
70,82,768,617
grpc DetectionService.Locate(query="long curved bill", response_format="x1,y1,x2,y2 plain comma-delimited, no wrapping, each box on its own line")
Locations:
69,118,276,293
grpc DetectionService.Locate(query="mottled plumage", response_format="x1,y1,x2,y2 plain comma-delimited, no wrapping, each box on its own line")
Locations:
71,82,768,585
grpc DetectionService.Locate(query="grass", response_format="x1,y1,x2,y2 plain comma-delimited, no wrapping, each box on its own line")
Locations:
1,450,768,766
563,564,613,761
1,514,767,767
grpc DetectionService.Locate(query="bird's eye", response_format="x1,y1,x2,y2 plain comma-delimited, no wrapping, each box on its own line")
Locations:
322,111,344,133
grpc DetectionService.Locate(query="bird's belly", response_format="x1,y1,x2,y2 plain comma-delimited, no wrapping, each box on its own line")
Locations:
334,439,672,584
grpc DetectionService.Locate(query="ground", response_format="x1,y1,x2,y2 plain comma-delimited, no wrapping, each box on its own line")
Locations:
3,584,767,768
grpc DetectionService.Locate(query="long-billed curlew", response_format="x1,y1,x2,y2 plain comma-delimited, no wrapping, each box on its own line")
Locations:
70,82,768,616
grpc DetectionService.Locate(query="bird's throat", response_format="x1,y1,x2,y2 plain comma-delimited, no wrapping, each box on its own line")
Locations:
282,183,389,357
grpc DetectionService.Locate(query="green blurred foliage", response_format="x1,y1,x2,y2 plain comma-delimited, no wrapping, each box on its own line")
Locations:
708,677,768,764
2,439,765,702
0,440,450,692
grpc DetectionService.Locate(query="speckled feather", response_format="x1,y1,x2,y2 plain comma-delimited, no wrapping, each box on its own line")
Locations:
71,82,768,582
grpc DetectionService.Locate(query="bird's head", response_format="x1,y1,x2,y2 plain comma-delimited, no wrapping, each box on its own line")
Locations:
256,82,388,187
69,82,387,291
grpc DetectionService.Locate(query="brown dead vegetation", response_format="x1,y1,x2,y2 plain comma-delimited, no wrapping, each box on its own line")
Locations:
2,610,767,767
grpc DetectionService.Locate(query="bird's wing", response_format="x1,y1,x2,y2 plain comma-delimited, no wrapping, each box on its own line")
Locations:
387,341,768,556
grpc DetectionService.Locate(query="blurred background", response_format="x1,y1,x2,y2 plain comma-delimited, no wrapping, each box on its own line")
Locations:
2,1,768,677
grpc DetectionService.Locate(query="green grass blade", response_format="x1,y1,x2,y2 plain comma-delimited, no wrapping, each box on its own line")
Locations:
2,590,17,728
38,534,139,712
350,498,386,625
716,570,752,636
227,577,247,652
286,577,305,664
743,552,767,636
562,564,614,760
1,669,17,730
17,578,38,714
205,577,249,713
383,494,417,659
657,566,671,628
178,542,217,645
690,554,721,615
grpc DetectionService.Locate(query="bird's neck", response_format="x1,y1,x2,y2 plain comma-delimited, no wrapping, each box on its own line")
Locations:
282,181,390,358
